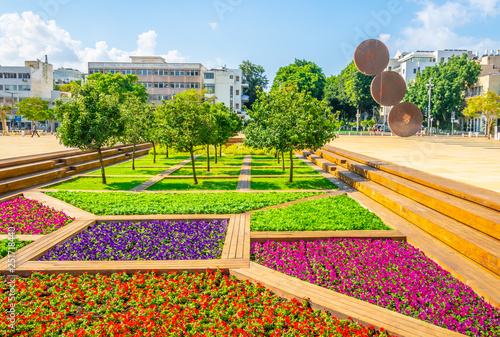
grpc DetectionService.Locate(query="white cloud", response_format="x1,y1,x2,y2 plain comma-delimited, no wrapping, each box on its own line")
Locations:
209,22,218,30
387,1,500,53
0,11,186,71
379,33,391,44
467,0,499,16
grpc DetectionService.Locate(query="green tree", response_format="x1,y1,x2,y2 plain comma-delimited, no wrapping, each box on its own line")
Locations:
324,74,357,121
405,54,481,128
59,81,81,94
246,85,336,182
86,72,148,103
15,97,52,132
54,79,125,184
273,59,326,100
463,91,500,138
240,60,269,108
157,89,211,184
342,62,376,116
154,103,175,160
121,96,151,170
211,103,243,163
0,98,14,134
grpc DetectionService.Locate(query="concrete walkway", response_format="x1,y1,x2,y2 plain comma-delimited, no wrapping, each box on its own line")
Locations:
328,135,500,193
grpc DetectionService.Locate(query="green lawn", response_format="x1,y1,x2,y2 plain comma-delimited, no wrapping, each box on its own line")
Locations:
147,178,239,191
251,195,390,231
196,155,246,160
251,156,278,160
170,167,241,176
251,177,338,190
116,160,183,167
250,167,319,176
86,167,167,176
195,161,243,167
140,154,190,161
47,177,150,191
251,160,309,167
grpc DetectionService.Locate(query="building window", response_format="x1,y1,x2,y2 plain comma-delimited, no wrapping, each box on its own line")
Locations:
151,94,170,101
89,69,103,74
18,85,30,91
105,69,120,74
0,85,2,90
204,84,215,93
230,75,234,79
186,83,199,89
154,70,169,76
169,82,185,89
2,73,17,79
186,70,199,76
121,69,136,75
236,90,240,95
413,69,417,74
204,73,214,79
154,82,169,88
18,73,30,79
236,103,240,109
138,69,153,76
139,82,152,88
4,85,17,91
236,76,240,82
169,70,185,76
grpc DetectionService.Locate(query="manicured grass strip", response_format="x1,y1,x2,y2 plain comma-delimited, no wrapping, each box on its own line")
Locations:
115,160,181,167
251,177,338,190
251,155,278,160
0,271,389,336
251,195,390,231
252,239,500,336
0,239,32,259
87,167,167,176
196,155,246,160
1,198,75,235
47,177,150,191
147,178,239,191
140,154,190,161
47,191,323,215
251,160,309,167
195,161,243,167
171,167,241,176
40,220,227,261
250,167,320,176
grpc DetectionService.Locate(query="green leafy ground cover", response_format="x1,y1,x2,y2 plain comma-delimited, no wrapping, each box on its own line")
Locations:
223,144,275,155
47,191,322,215
47,177,149,191
251,195,391,231
171,168,241,176
195,161,243,167
251,177,338,190
141,154,191,160
147,178,239,191
251,160,308,167
196,155,245,161
86,167,167,176
250,167,319,176
0,239,32,259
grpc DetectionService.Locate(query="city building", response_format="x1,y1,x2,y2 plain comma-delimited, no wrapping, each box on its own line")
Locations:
203,66,248,117
0,58,54,131
53,67,84,85
88,56,206,106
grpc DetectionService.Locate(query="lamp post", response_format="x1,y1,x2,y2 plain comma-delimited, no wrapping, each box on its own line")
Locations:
426,78,434,136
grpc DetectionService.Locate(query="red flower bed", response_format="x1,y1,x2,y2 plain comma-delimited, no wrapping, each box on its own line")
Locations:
1,270,390,336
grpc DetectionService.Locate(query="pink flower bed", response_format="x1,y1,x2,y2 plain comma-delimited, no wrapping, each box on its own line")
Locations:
251,239,500,336
0,198,75,235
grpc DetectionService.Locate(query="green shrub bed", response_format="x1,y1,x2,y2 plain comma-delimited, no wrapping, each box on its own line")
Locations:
251,195,390,231
46,177,149,191
171,168,241,176
251,177,338,190
250,167,319,176
147,178,239,191
46,191,322,215
86,167,166,176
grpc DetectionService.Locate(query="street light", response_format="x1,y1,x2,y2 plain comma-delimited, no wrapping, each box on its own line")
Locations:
426,78,434,136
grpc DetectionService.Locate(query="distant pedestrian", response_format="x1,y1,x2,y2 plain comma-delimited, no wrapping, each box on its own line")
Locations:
32,124,40,138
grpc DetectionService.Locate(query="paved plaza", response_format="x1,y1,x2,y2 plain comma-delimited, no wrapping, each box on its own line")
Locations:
329,135,500,193
0,135,75,160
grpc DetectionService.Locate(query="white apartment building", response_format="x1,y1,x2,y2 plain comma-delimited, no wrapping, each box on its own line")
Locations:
203,67,248,117
0,58,54,130
53,67,84,85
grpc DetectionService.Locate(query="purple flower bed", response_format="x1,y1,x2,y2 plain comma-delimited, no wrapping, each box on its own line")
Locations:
251,239,500,336
40,219,228,261
0,198,75,235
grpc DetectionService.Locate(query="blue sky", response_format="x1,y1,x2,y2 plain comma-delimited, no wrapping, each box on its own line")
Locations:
1,0,499,83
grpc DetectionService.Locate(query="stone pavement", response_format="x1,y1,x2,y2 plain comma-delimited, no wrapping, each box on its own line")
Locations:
0,134,75,160
328,135,500,193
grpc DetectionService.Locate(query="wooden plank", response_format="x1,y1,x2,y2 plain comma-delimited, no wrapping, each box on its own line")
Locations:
0,235,44,241
235,213,245,259
0,168,68,195
0,160,56,181
231,263,463,337
23,191,95,219
96,214,231,222
237,155,251,191
228,214,242,259
9,259,249,276
250,230,406,243
0,192,23,203
243,214,251,261
221,215,236,259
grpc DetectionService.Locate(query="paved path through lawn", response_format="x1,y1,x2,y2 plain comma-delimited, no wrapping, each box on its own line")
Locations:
237,155,252,191
130,156,199,192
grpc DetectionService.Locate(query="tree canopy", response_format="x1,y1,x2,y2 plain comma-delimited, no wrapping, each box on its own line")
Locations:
15,97,50,122
86,72,148,103
463,91,500,138
404,54,481,128
240,60,268,108
273,59,326,100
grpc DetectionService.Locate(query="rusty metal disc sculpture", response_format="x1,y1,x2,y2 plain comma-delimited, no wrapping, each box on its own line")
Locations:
388,102,423,137
354,39,390,76
371,71,407,106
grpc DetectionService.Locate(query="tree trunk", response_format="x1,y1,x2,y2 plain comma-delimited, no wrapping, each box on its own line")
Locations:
277,150,280,164
215,144,218,164
152,142,156,163
97,147,107,185
190,145,198,185
206,144,211,172
166,146,169,159
487,117,492,139
289,150,294,183
50,120,55,134
132,143,136,170
282,152,285,171
1,116,6,135
220,144,222,157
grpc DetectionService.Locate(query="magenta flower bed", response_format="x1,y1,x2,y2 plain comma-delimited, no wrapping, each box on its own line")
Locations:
251,239,500,336
0,198,75,235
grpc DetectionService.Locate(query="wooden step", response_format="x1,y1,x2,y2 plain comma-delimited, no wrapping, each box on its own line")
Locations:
0,168,68,194
60,148,119,166
322,145,500,212
0,160,56,180
335,167,500,276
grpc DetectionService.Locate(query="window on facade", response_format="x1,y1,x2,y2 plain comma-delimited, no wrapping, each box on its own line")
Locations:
236,76,240,82
204,73,214,79
413,69,417,74
105,69,120,74
138,69,153,76
18,85,30,91
186,83,199,89
154,70,169,76
89,69,103,74
236,90,240,95
204,84,215,93
18,73,30,79
0,85,2,90
4,85,17,91
169,70,185,76
154,82,169,88
236,103,240,109
139,82,152,88
3,73,17,79
122,69,136,75
230,75,234,79
186,70,199,76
